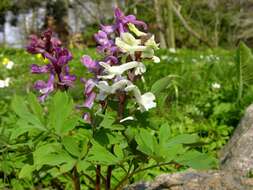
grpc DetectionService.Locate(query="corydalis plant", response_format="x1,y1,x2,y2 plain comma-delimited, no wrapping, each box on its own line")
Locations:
27,29,76,101
80,8,160,190
81,8,159,121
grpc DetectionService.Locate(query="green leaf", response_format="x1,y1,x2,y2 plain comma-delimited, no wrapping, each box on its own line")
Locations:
176,150,217,169
59,162,75,173
19,164,34,180
77,160,90,173
87,141,120,165
62,136,80,157
151,75,180,94
48,92,75,134
114,144,124,160
162,144,186,162
61,116,80,134
167,134,200,147
135,128,157,156
27,93,44,122
99,113,115,129
158,123,171,146
236,42,253,101
10,120,45,140
11,95,44,130
11,95,30,117
33,143,74,169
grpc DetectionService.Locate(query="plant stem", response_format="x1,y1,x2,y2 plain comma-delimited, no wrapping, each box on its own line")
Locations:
106,145,114,190
72,166,80,190
96,165,101,190
105,92,126,190
117,91,126,121
106,165,113,190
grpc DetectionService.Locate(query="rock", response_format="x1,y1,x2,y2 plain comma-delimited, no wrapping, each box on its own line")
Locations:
125,170,253,190
219,103,253,175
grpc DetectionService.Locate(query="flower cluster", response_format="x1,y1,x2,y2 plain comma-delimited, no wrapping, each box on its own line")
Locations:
81,8,159,121
27,29,76,101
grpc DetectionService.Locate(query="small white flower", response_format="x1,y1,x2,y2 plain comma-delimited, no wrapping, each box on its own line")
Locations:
98,61,146,79
145,36,159,50
161,55,169,60
96,79,156,112
115,32,145,56
192,59,197,63
125,84,156,112
2,58,14,70
115,32,159,63
96,79,132,100
169,48,176,53
0,78,10,88
152,56,160,63
212,82,221,89
6,61,14,69
174,57,179,62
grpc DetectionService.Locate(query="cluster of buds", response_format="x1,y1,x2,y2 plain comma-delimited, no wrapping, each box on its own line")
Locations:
27,30,76,101
81,8,159,121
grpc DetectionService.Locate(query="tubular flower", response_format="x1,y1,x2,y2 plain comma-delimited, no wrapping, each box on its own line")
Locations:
98,61,146,79
27,29,76,101
81,8,159,122
125,84,156,112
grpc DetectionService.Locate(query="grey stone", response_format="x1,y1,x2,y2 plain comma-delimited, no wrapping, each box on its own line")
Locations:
219,103,253,175
125,170,253,190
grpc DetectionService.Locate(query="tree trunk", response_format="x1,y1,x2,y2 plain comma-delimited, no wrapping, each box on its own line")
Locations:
154,0,167,48
165,0,175,48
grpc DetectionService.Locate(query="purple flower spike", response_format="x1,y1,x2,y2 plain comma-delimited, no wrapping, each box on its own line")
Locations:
27,29,76,101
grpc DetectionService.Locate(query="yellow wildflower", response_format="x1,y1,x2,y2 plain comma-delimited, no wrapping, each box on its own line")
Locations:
36,54,49,63
2,57,10,65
